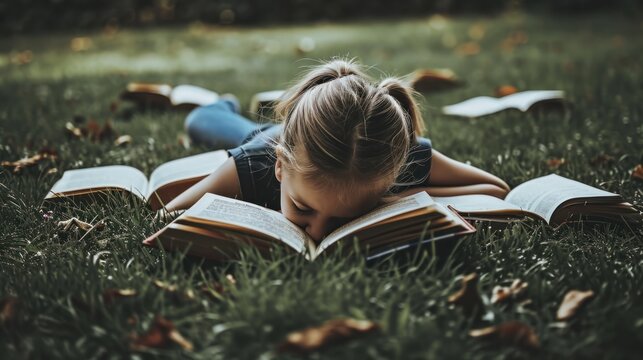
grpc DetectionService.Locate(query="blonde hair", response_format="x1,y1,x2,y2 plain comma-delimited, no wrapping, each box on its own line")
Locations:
275,59,425,191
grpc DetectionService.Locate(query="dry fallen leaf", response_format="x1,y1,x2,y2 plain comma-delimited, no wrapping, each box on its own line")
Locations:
546,157,565,170
10,50,33,65
556,290,594,321
455,42,480,56
631,164,643,182
469,321,540,350
495,85,518,97
70,37,93,52
201,274,237,301
276,318,380,354
57,217,106,232
130,316,193,351
491,279,528,305
114,135,133,147
408,68,462,93
1,296,19,325
177,133,191,150
153,280,178,293
447,273,484,318
102,288,137,304
1,151,57,174
590,154,615,167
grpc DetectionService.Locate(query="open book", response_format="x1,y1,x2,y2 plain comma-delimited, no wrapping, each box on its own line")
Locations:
143,192,475,262
45,151,228,210
120,83,219,110
442,90,565,118
434,174,640,226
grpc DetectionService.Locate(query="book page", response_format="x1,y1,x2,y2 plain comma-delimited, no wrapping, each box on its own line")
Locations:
170,85,219,107
46,165,148,200
147,150,228,197
501,90,564,112
442,96,505,118
316,192,435,254
184,193,308,253
433,195,523,213
504,174,621,223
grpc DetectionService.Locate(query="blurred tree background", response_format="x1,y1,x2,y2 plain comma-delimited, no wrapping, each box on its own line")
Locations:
1,0,640,35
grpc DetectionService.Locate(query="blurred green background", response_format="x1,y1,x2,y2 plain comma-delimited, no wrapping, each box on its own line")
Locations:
1,0,641,34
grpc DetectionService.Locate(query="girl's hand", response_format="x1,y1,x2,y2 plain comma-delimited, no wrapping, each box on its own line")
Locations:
154,208,185,223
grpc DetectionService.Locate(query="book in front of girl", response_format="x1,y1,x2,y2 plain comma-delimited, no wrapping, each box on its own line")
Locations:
44,150,228,210
434,174,640,226
143,192,476,262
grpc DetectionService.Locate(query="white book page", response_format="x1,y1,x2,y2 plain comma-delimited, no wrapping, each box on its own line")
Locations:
184,193,308,253
170,85,219,106
147,150,228,197
500,90,564,111
316,192,435,254
46,165,148,200
434,194,522,213
442,96,505,118
504,174,620,223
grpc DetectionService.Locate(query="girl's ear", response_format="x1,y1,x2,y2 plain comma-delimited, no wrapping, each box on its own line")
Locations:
275,157,282,182
274,145,283,182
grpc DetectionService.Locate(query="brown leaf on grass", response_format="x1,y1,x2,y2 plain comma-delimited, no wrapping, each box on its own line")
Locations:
114,135,133,147
631,164,643,182
1,150,57,174
447,273,484,318
546,157,565,170
57,217,106,232
10,50,33,65
556,290,594,321
130,316,193,351
109,101,120,113
201,274,237,301
276,318,380,355
590,154,615,167
65,122,84,139
177,133,191,150
408,68,462,93
102,288,137,304
153,280,178,293
495,85,518,97
153,280,196,301
1,296,19,325
67,118,117,143
500,31,529,52
491,279,528,305
455,41,480,56
70,37,93,52
469,321,540,350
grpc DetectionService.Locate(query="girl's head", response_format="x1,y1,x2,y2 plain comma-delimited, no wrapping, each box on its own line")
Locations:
274,59,424,242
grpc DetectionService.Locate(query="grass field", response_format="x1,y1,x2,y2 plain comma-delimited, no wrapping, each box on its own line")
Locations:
1,12,642,359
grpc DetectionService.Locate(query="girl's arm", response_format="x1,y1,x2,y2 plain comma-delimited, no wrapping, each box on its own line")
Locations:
160,157,242,214
398,149,510,199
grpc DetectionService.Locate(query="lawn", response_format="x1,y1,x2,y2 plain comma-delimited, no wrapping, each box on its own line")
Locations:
1,12,642,359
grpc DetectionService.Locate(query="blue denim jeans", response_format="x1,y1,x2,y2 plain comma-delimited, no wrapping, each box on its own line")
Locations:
184,100,264,149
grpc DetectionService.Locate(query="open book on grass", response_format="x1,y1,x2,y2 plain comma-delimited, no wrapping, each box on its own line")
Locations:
45,151,228,210
143,192,475,262
120,83,219,110
434,174,640,226
442,90,565,118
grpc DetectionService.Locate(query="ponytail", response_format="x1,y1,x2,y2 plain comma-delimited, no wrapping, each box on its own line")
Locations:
377,78,425,137
275,59,370,122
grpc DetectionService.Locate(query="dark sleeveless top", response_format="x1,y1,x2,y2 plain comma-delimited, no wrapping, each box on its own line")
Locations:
227,124,432,210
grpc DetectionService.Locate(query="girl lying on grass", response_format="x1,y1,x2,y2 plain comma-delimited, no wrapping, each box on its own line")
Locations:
160,59,510,243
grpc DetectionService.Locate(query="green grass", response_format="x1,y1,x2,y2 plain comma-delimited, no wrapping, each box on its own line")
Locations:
1,12,642,359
